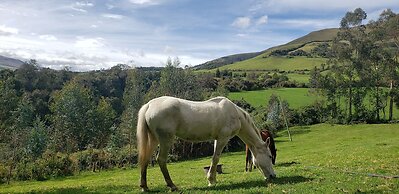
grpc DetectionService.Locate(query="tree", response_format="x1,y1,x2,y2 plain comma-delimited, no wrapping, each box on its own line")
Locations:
0,80,19,142
373,9,399,120
331,7,368,121
26,117,48,159
120,68,152,149
92,97,116,148
50,80,95,152
157,57,203,100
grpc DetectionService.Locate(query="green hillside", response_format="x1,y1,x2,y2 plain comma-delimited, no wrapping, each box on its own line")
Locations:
194,28,338,71
2,123,398,193
218,56,327,71
286,28,339,45
193,52,261,70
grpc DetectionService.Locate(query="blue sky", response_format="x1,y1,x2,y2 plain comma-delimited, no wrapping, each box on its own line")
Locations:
0,0,398,71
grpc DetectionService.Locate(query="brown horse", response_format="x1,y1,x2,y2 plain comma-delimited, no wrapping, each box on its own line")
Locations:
245,130,276,172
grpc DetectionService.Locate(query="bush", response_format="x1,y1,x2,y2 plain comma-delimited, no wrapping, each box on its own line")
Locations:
41,151,75,178
30,159,47,181
0,163,8,184
292,102,328,125
70,147,138,171
15,162,31,181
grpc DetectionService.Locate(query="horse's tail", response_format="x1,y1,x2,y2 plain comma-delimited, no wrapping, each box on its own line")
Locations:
137,103,157,167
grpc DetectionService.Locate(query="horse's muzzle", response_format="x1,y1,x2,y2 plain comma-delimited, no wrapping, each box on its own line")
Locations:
268,174,276,179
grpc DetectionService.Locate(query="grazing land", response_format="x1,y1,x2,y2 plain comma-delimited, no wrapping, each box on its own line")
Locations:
1,123,398,193
218,56,327,71
228,88,316,108
228,88,399,119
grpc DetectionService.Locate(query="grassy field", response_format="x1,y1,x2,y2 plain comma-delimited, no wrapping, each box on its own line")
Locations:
286,73,310,83
1,123,398,193
228,88,316,108
228,88,399,119
219,56,327,71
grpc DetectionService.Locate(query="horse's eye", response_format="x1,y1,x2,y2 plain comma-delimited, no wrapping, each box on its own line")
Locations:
269,156,273,159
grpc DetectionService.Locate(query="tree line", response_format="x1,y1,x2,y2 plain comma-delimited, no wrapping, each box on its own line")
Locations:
310,8,399,123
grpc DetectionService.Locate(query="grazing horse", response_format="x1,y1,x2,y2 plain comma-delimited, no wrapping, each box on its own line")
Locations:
137,96,276,192
245,130,276,172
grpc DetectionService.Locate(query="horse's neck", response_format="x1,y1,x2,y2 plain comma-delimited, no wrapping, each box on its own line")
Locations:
236,110,263,149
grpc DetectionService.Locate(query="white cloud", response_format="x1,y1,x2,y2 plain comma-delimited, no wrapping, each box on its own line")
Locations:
102,13,124,19
236,33,249,38
75,37,105,49
0,25,19,36
70,1,94,13
75,1,94,7
106,4,115,9
39,34,58,41
71,7,87,13
232,17,251,29
129,0,159,6
256,15,268,25
163,45,175,54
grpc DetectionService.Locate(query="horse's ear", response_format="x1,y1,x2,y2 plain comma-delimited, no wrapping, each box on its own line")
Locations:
265,137,271,147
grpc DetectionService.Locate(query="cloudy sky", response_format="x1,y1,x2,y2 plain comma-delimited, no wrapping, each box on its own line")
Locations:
0,0,398,71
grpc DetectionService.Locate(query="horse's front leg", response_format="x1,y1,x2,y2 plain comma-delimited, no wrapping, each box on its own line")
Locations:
208,138,229,186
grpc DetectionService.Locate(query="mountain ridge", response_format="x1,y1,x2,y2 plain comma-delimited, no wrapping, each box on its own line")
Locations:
0,55,25,69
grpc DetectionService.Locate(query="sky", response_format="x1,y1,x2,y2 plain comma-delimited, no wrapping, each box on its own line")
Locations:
0,0,398,71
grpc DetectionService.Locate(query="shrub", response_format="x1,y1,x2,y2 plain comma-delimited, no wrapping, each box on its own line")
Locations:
14,161,31,181
41,152,75,178
0,163,8,184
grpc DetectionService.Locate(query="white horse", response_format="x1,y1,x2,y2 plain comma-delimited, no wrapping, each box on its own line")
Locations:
137,96,276,192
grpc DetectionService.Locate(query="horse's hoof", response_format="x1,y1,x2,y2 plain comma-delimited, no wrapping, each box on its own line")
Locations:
170,186,179,192
208,181,217,187
140,187,149,192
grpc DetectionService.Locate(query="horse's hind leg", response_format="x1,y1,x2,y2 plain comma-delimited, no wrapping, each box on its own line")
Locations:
157,138,178,191
208,138,229,186
140,140,158,192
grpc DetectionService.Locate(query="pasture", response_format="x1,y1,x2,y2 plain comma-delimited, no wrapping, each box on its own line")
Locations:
228,88,316,108
1,123,398,193
228,88,399,119
218,56,327,71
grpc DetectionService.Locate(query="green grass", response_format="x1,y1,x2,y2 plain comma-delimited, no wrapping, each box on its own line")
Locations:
286,73,310,84
228,88,316,108
1,123,398,193
219,56,327,71
228,88,399,119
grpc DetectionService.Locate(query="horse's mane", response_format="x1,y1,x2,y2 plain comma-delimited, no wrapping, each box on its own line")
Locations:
233,104,261,136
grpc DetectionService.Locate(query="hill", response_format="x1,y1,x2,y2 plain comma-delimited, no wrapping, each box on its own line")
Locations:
192,52,261,70
194,28,338,71
0,55,24,70
1,123,398,193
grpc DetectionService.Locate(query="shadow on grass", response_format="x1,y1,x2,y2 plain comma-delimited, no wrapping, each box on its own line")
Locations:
190,175,313,191
276,161,300,167
27,185,169,194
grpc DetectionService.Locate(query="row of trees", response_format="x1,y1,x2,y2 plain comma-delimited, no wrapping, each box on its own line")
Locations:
310,8,399,123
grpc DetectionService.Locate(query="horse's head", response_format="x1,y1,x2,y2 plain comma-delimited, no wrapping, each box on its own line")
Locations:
253,137,276,180
261,130,277,165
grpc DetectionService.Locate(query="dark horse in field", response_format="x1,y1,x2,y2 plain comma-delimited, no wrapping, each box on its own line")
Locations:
245,130,276,172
